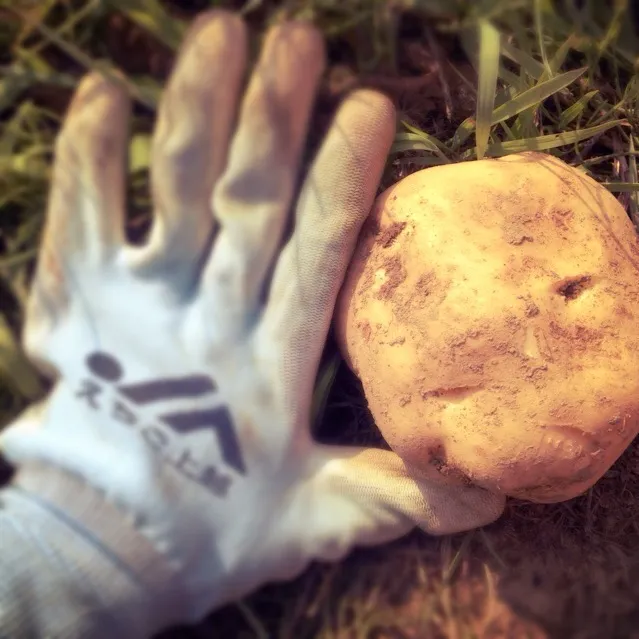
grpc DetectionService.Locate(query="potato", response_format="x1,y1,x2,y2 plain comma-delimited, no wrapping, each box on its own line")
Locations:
335,151,639,503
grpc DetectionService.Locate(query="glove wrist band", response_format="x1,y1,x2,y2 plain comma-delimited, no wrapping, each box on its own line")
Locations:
11,461,190,634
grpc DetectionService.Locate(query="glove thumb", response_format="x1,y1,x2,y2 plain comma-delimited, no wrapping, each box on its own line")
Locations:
294,444,505,562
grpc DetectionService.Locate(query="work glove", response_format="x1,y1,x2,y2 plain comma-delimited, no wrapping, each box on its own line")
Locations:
0,10,505,631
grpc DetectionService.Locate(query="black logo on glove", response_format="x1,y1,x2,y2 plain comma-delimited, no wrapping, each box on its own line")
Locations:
75,352,246,498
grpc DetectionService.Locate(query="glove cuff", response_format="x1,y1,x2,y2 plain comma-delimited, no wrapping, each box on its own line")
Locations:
9,461,190,637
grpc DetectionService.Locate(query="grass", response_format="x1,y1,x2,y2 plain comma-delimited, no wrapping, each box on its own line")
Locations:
1,0,639,637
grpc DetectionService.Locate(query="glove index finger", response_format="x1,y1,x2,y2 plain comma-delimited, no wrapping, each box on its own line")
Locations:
292,89,396,294
47,72,130,262
257,90,396,414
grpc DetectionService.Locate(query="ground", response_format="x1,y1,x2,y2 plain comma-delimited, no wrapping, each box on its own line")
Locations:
1,1,639,638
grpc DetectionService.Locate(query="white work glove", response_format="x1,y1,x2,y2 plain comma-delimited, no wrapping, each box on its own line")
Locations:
0,11,504,627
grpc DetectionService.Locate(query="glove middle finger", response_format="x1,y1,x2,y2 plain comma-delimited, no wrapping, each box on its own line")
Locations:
200,22,326,334
127,11,247,286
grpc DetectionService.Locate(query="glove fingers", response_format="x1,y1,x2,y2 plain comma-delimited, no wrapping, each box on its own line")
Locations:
255,91,395,420
44,73,129,263
300,445,504,560
128,11,247,280
201,22,325,334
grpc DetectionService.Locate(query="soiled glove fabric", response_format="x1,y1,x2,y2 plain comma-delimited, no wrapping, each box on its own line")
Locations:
0,11,505,638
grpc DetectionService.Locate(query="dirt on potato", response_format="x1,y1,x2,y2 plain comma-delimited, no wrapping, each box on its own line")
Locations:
336,153,639,507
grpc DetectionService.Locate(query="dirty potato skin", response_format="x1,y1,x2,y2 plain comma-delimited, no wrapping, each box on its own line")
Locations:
335,151,639,503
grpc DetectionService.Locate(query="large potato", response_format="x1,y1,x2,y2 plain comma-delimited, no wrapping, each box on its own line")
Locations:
335,151,639,503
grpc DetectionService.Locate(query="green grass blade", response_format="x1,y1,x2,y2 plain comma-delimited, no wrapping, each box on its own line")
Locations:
0,315,43,400
450,116,476,150
450,68,586,151
493,83,516,109
498,119,516,141
34,22,159,110
500,39,544,79
628,136,639,224
546,34,576,76
558,90,599,128
311,352,341,434
0,65,34,114
603,182,639,192
129,133,152,173
391,139,448,162
498,64,526,90
396,124,451,162
615,5,639,66
476,119,624,157
491,67,586,126
0,248,38,269
596,0,626,59
534,0,551,76
475,19,501,160
105,0,186,51
392,136,437,153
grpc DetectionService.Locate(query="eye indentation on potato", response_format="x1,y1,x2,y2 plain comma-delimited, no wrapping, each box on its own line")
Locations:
553,274,594,300
420,384,483,402
427,445,473,483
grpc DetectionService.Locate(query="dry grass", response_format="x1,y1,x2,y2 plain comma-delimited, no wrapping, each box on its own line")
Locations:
2,1,639,637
